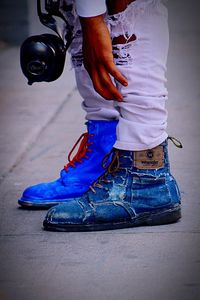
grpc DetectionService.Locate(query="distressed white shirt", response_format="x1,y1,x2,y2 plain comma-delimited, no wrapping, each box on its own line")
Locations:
75,0,107,17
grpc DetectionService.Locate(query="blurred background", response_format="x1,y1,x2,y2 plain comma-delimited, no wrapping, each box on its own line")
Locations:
0,0,29,47
0,0,50,47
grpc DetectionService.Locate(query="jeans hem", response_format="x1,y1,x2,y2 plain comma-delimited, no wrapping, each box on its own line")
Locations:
114,132,168,151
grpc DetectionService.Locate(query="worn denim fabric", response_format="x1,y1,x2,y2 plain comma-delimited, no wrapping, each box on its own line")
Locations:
18,120,117,208
43,139,181,231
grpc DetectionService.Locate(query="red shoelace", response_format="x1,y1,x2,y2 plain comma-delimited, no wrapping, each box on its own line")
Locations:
64,133,94,172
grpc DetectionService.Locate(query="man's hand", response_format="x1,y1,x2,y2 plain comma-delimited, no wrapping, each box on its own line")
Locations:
80,15,128,101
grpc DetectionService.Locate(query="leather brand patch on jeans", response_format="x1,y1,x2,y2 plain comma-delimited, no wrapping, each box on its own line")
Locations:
134,145,164,169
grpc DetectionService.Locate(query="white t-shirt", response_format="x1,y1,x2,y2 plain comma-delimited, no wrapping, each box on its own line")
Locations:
75,0,107,17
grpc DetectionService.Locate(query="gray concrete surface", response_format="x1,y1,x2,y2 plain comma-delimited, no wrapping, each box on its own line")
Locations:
0,1,200,300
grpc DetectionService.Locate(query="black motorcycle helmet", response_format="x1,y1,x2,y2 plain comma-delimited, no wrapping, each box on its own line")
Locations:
20,0,73,85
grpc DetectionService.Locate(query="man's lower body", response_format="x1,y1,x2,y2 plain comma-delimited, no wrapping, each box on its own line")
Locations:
19,0,182,231
74,0,169,150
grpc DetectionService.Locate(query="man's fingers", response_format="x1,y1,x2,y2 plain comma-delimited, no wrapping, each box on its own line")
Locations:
91,68,123,101
91,70,114,100
97,66,123,100
106,61,128,87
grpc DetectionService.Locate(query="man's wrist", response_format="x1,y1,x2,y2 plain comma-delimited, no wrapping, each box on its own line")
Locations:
80,15,105,29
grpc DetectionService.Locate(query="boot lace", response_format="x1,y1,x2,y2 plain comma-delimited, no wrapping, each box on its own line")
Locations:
89,149,120,193
64,133,94,172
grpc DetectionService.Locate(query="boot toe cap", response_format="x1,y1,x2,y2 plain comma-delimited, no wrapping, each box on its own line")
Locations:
18,180,69,207
43,200,86,228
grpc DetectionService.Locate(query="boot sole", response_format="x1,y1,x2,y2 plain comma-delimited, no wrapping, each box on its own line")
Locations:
18,199,66,209
43,205,181,232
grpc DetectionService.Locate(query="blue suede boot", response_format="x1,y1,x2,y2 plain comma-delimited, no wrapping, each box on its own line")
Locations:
18,120,118,208
43,137,182,231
